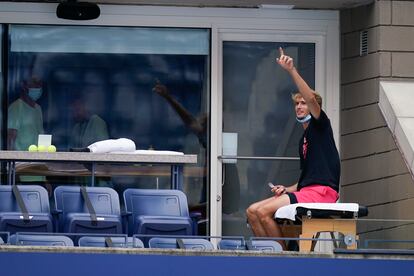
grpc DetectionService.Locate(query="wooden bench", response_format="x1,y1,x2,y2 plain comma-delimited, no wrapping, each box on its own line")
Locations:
275,203,368,252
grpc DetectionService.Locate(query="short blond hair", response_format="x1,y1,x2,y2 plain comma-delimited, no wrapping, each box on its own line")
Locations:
291,92,322,107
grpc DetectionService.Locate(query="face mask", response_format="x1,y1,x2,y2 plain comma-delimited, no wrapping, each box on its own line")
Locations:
28,88,43,102
296,114,311,124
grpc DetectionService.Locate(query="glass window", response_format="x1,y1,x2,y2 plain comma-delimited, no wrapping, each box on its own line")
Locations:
222,41,315,236
6,24,210,234
0,25,3,150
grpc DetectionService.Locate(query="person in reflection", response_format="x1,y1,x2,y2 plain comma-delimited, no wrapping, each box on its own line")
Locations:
70,98,109,148
153,81,241,230
246,48,340,249
152,82,207,148
8,77,44,151
7,76,51,192
70,97,110,187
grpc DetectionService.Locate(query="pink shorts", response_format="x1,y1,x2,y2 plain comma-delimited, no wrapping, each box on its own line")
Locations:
290,185,338,204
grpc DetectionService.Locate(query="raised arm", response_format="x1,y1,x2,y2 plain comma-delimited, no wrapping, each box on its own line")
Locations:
153,83,204,134
276,47,321,119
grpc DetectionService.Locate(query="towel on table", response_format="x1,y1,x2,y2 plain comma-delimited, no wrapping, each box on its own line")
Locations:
88,138,136,153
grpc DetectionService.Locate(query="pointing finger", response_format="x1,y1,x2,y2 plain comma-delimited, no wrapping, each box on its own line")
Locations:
279,47,284,57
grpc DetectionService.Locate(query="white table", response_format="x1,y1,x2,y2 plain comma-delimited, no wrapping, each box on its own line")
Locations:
0,151,197,190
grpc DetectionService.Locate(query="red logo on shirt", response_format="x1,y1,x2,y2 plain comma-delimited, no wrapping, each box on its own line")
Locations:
303,137,308,159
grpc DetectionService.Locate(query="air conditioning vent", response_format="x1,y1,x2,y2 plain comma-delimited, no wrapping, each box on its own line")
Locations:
360,30,368,56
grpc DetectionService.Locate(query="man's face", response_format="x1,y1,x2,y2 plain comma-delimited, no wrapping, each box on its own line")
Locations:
25,78,43,91
72,100,87,122
294,96,310,118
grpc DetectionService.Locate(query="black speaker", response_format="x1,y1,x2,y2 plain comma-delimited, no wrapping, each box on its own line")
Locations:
56,2,100,20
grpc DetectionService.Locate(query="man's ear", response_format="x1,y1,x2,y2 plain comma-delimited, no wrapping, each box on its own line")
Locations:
21,83,29,94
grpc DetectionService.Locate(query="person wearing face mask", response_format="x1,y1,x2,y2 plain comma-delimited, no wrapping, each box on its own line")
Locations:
8,77,44,151
246,48,340,249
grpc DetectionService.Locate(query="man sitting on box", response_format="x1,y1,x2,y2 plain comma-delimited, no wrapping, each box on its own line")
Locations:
246,48,340,249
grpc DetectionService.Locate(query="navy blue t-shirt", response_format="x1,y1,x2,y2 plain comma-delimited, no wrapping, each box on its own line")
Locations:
297,110,340,192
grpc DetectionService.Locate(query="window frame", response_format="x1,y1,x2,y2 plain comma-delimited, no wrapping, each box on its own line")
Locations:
0,3,340,237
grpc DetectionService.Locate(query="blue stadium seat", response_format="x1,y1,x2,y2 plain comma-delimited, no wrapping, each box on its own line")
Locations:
10,233,74,246
0,185,53,234
247,239,283,252
53,186,122,234
218,238,246,250
148,237,214,250
78,236,144,248
123,189,193,244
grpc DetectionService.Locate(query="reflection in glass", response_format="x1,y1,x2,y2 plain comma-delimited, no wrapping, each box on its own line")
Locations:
222,41,315,236
6,25,210,234
0,25,3,150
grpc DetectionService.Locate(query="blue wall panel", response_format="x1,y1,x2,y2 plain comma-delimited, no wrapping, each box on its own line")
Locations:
0,252,413,276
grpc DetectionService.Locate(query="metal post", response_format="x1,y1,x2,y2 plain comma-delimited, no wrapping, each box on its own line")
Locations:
91,162,96,187
171,165,183,190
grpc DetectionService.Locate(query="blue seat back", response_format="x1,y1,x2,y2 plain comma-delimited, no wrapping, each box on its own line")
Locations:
0,185,50,213
218,238,246,250
123,189,189,217
78,236,143,248
248,239,283,252
123,189,190,235
54,186,121,233
54,186,120,215
10,234,74,246
149,237,214,250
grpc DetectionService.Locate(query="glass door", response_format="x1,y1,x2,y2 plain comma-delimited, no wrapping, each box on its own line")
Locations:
219,36,317,236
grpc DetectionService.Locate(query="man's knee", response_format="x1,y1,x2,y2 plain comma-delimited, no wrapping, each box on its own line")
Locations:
248,202,265,221
246,204,257,218
256,207,274,222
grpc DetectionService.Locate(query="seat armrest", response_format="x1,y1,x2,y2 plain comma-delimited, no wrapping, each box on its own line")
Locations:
189,211,202,236
51,209,62,215
121,211,132,217
190,211,202,220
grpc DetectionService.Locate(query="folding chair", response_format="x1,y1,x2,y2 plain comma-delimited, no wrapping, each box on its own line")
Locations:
78,236,143,248
10,233,74,246
148,237,214,250
123,189,192,245
53,186,122,234
218,237,246,250
0,185,53,233
247,239,283,252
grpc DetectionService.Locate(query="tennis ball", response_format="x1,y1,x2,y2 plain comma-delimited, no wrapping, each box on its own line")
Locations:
38,145,47,152
47,145,57,153
28,144,38,152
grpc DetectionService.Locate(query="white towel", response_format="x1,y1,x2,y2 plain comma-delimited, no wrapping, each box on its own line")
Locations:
275,203,359,221
88,138,136,153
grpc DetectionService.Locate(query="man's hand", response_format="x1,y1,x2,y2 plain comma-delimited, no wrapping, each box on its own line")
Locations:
276,47,294,72
271,184,287,196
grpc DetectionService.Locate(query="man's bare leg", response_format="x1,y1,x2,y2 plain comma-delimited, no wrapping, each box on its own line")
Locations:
246,197,276,237
256,194,291,249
